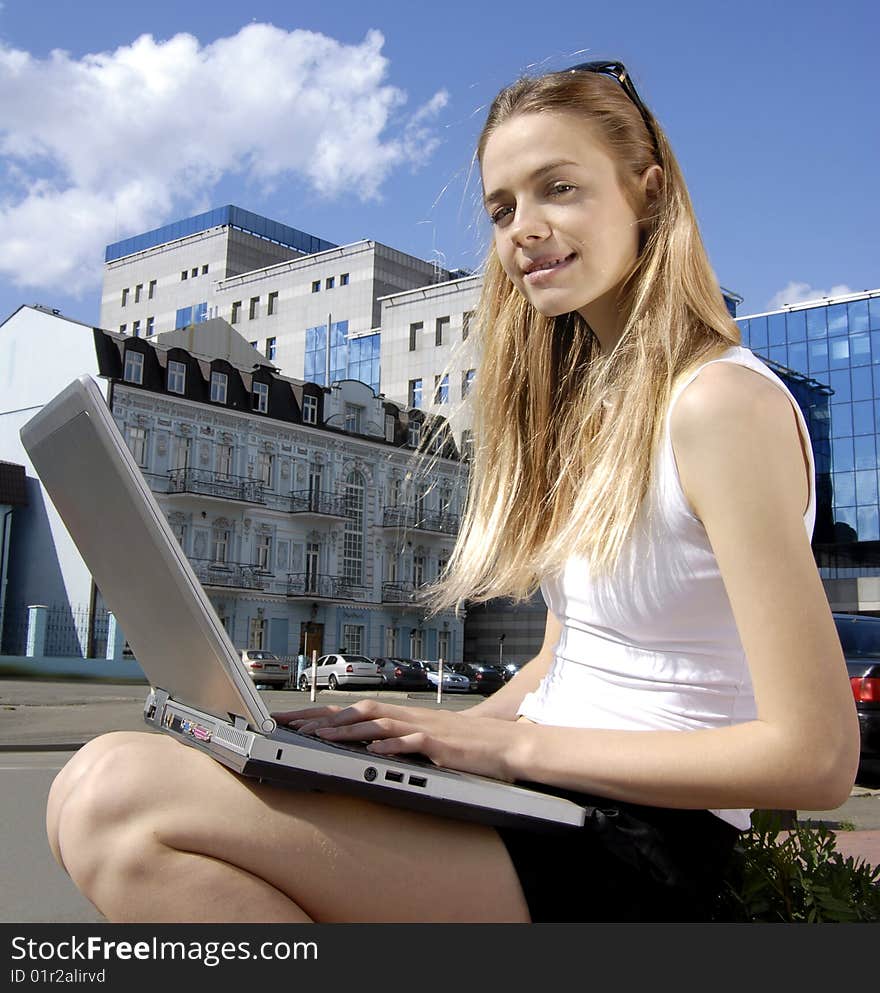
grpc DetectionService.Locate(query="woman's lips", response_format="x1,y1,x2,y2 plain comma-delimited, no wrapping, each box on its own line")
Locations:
523,253,576,285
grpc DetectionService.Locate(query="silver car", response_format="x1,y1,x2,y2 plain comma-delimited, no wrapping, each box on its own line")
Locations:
241,650,291,688
421,660,471,693
298,653,383,691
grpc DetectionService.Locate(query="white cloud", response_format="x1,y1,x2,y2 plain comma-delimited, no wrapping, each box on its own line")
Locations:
0,25,448,295
767,281,855,310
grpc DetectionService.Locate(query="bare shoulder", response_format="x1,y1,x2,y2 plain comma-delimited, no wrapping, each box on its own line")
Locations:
670,361,794,444
670,361,808,521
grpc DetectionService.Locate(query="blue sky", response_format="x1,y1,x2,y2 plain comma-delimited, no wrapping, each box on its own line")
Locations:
0,0,877,327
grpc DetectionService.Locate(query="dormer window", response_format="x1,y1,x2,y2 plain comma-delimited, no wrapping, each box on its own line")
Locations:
167,360,186,395
253,381,269,413
303,395,318,425
123,350,144,385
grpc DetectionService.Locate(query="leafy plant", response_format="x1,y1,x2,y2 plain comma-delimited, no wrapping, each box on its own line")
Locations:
714,810,880,922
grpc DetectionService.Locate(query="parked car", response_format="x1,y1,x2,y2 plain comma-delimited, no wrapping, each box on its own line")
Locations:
500,661,523,683
373,657,431,691
420,660,471,693
834,612,880,785
298,653,382,691
449,662,505,696
241,650,290,689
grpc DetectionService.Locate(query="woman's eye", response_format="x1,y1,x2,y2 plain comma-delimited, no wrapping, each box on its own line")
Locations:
550,182,575,196
489,205,513,225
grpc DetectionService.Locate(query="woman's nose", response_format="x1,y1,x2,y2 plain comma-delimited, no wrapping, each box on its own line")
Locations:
509,204,551,244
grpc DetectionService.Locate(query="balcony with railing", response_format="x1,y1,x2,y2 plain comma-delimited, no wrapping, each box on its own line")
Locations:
168,468,266,505
382,506,460,535
189,557,271,591
285,490,350,518
286,573,369,601
381,581,420,604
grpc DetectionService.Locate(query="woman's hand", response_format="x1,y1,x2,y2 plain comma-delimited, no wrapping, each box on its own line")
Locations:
271,700,524,782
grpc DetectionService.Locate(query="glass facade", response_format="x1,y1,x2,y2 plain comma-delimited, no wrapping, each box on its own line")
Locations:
738,292,880,564
347,334,381,393
304,320,350,387
105,205,337,263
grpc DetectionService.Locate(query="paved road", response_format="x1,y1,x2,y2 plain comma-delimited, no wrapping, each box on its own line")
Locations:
1,677,878,923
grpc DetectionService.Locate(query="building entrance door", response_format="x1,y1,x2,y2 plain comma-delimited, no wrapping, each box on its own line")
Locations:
299,622,324,660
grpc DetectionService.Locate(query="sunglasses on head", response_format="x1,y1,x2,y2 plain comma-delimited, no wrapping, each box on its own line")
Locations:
564,60,659,154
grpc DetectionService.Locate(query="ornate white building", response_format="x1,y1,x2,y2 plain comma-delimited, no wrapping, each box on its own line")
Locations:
96,319,466,664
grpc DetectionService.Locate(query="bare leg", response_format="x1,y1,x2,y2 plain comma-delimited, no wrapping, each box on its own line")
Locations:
47,731,531,923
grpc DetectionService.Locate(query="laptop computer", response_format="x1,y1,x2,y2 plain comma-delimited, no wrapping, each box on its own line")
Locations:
20,375,588,832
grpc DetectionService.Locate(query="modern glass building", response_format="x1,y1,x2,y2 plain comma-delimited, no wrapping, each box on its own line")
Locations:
737,289,880,579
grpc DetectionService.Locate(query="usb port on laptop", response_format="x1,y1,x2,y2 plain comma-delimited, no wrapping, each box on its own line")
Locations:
384,770,404,783
408,775,427,788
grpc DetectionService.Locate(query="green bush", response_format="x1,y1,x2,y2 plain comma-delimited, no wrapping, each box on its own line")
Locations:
714,810,880,922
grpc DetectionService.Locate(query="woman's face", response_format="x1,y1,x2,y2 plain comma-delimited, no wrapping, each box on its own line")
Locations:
481,110,651,346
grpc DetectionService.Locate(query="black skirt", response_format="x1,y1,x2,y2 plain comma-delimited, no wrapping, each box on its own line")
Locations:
495,782,742,923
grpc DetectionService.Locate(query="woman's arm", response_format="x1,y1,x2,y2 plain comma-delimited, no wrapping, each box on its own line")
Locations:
461,609,562,720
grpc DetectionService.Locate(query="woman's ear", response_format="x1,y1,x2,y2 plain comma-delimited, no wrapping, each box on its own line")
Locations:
641,164,663,203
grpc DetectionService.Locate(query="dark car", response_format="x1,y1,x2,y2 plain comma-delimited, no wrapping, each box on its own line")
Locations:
833,612,880,785
449,662,505,696
374,657,431,691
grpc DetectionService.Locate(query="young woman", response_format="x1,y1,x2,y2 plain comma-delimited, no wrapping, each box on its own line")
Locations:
45,61,860,923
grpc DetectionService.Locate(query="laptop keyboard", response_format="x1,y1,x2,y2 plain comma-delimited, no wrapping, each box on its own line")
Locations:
274,725,435,768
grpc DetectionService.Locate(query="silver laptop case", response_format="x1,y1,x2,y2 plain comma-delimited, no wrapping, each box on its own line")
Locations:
21,376,587,832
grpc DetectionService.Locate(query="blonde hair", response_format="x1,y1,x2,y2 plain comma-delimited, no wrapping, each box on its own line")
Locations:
422,69,740,615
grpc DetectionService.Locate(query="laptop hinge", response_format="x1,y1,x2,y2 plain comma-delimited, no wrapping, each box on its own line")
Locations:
232,715,249,731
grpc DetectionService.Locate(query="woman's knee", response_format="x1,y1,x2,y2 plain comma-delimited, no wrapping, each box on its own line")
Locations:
48,732,171,876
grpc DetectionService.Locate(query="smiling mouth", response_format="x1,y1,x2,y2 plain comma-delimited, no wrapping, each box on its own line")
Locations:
523,253,576,280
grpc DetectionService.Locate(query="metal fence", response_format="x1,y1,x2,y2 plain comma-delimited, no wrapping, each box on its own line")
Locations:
1,602,111,658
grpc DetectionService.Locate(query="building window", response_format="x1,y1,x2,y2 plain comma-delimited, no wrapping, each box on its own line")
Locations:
167,360,186,395
340,272,349,286
256,533,272,571
343,471,365,585
258,451,273,487
435,315,449,346
248,614,265,650
463,311,473,339
135,283,143,303
267,291,278,316
175,306,193,329
148,280,157,299
253,381,269,413
462,368,475,397
326,276,335,290
181,270,188,281
217,443,233,478
410,628,424,659
231,301,241,323
132,320,141,337
210,371,228,404
302,394,318,425
172,435,191,471
461,429,474,461
121,287,129,307
212,528,229,565
312,280,321,293
434,374,449,404
409,321,422,351
305,541,320,593
146,316,155,337
344,404,363,434
202,264,209,275
126,425,147,465
119,324,126,334
123,350,144,385
385,414,395,443
191,267,198,278
385,626,398,656
342,624,364,655
408,419,421,448
413,555,425,587
438,630,450,664
408,378,423,408
249,296,260,320
265,337,276,360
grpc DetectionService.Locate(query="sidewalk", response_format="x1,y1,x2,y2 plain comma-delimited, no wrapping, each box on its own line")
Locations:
2,675,879,869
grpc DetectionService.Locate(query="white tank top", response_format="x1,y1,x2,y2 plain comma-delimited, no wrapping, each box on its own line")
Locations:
517,346,816,830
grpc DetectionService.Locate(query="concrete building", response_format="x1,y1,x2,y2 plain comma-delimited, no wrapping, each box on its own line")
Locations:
0,305,110,654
